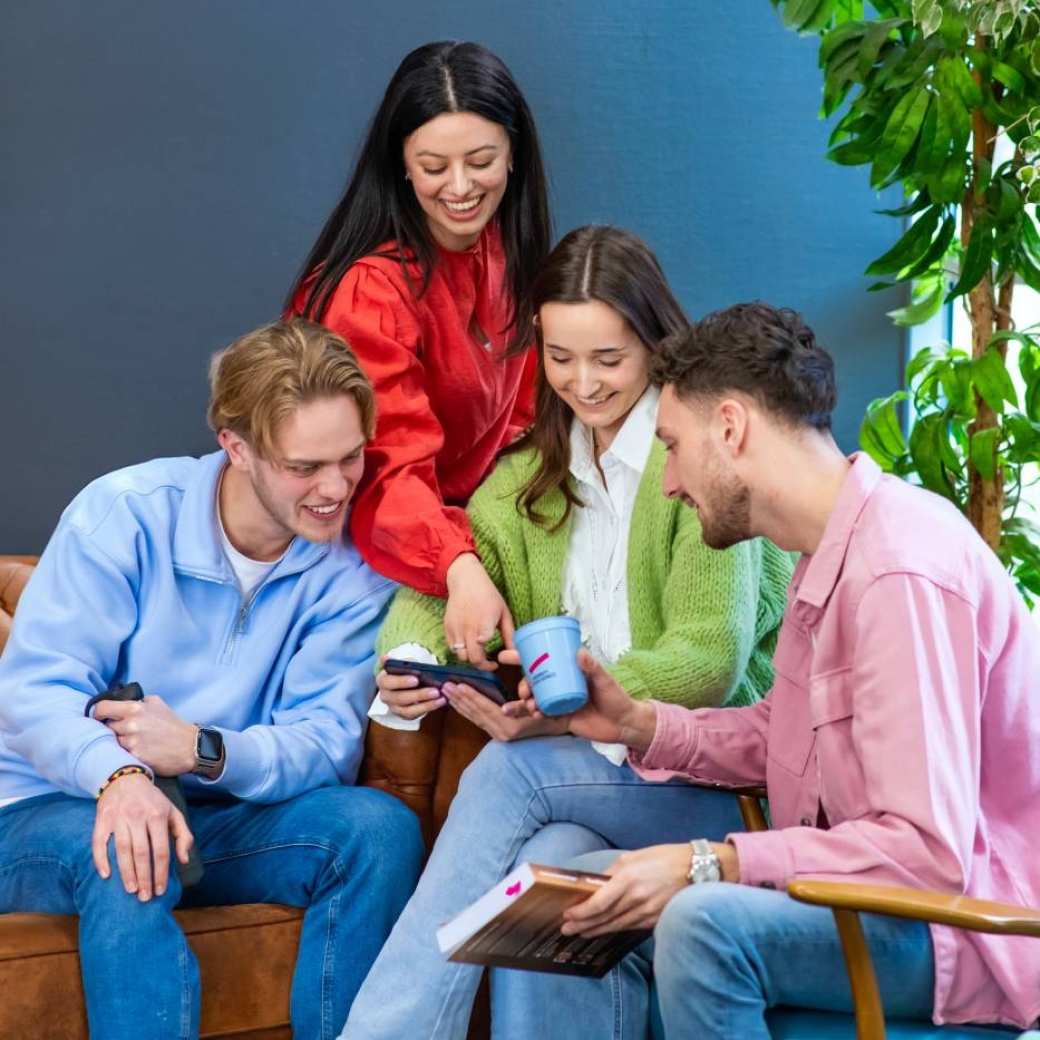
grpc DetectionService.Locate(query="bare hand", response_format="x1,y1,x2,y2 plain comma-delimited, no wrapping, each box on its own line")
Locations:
562,844,692,937
444,553,515,669
92,773,194,900
94,695,196,776
376,664,446,721
507,650,658,751
443,681,565,741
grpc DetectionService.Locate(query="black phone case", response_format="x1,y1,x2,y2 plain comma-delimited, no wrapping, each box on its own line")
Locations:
383,659,517,705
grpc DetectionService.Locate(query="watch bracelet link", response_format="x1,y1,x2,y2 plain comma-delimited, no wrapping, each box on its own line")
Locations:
687,837,722,885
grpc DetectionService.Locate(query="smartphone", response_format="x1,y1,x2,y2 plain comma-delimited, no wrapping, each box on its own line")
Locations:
383,659,518,706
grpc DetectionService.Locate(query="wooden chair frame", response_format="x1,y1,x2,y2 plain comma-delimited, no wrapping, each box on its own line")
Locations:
712,782,1040,1039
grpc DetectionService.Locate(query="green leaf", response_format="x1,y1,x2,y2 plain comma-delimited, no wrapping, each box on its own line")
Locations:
971,347,1019,414
906,345,941,383
865,394,909,457
946,218,993,300
1023,213,1040,264
909,413,958,500
819,20,868,65
920,0,942,37
988,178,1023,226
865,204,942,275
1018,248,1040,293
803,0,835,33
871,86,930,187
857,17,898,77
927,154,967,205
1027,378,1040,423
782,0,823,30
876,190,932,217
941,55,983,109
887,277,944,325
992,60,1026,94
969,426,1001,480
901,214,956,280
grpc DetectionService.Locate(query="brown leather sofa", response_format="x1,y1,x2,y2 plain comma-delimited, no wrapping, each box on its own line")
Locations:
0,555,490,1039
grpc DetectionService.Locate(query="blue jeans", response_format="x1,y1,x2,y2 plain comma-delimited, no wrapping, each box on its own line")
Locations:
495,848,936,1039
0,785,423,1040
340,735,744,1040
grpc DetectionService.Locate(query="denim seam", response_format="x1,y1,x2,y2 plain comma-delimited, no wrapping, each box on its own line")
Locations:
199,838,338,866
177,929,192,1040
320,889,341,1040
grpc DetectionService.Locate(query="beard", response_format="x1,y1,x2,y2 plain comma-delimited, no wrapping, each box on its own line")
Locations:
248,463,345,546
698,459,752,551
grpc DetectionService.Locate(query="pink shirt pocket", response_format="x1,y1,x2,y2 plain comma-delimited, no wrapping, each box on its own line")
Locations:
809,668,868,823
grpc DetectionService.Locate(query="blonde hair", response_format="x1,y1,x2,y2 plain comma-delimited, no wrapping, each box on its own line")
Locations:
207,318,375,457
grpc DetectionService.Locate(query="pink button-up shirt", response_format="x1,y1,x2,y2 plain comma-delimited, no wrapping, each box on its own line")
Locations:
631,454,1040,1029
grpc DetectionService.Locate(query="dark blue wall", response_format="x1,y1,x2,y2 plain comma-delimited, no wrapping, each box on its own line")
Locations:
1,1,902,552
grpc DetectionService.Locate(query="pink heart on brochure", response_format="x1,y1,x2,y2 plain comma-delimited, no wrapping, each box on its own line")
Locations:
505,882,521,897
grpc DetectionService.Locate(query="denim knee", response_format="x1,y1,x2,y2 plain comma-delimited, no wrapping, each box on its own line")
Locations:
654,882,734,963
77,848,184,929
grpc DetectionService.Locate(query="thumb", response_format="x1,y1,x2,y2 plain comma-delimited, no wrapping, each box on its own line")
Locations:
577,648,604,677
170,810,195,865
499,605,516,649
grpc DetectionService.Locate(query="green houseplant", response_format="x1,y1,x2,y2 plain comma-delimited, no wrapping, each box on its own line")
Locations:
772,0,1040,600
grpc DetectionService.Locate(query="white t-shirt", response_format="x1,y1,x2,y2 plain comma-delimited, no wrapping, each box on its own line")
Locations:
217,493,285,599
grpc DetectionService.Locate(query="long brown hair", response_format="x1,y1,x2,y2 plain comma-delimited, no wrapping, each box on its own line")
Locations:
506,225,689,529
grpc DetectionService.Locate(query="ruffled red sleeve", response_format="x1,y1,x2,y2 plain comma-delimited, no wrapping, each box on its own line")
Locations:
323,264,476,595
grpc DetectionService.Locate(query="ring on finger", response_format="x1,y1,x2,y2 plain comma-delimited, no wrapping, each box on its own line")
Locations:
450,642,466,650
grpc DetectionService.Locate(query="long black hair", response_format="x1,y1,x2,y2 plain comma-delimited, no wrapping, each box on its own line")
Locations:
508,225,690,529
286,41,552,347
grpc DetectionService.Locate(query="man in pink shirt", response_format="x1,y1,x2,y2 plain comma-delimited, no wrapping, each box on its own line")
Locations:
503,302,1040,1036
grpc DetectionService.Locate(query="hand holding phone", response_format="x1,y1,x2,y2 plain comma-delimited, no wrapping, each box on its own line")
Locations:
383,659,517,706
376,666,448,722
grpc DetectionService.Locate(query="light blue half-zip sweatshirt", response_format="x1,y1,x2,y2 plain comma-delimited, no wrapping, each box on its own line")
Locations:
0,451,396,804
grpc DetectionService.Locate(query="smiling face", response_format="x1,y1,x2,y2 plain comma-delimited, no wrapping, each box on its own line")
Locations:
223,395,367,554
402,111,512,251
657,385,751,550
539,299,651,449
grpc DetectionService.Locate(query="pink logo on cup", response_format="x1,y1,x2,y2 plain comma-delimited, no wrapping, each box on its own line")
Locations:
529,652,550,673
505,882,521,897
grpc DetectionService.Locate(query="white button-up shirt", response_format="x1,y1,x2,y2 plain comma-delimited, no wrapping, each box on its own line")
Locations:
563,386,659,667
563,386,659,764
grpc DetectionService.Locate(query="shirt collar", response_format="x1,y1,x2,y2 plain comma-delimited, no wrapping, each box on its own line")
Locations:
568,386,660,484
795,452,884,610
172,450,328,582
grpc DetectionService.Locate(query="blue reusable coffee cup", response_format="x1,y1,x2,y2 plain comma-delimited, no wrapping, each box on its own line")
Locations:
513,616,588,716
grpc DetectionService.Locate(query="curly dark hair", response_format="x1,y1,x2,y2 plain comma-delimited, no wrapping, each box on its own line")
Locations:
650,301,837,431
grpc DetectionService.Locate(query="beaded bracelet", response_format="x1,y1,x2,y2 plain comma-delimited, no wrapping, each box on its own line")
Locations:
96,765,150,800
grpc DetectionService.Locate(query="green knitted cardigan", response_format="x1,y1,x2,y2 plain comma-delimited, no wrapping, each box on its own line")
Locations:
377,441,794,708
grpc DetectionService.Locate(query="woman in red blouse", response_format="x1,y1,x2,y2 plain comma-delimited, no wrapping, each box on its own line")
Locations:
287,41,551,665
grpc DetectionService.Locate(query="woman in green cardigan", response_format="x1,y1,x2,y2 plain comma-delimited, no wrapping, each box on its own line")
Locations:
341,227,793,1040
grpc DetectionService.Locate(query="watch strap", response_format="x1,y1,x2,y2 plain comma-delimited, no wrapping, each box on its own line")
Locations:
687,838,722,885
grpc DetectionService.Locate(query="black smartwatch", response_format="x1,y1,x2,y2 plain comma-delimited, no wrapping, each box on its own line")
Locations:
193,726,225,780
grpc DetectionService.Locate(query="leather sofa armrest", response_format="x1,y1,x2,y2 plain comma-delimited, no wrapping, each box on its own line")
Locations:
359,709,449,849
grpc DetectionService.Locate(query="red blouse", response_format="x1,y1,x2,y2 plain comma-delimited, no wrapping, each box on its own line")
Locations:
292,224,535,596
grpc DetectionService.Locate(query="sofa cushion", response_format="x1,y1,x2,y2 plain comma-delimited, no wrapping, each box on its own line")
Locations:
0,904,301,1039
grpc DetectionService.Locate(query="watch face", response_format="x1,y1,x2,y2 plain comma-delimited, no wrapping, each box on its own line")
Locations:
197,727,223,762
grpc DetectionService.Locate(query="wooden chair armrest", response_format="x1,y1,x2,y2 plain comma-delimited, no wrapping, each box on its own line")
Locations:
680,779,769,832
788,880,1040,938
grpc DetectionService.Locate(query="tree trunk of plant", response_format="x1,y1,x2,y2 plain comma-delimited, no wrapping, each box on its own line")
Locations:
964,44,1007,552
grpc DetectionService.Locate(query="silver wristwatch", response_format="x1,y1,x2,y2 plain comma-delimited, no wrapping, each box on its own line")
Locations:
687,838,721,885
